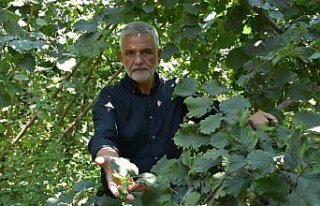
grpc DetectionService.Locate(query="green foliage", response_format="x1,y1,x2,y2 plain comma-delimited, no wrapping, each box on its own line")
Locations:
0,0,319,205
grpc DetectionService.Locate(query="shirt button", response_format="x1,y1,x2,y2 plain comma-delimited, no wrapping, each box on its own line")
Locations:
154,157,158,160
149,115,153,119
152,135,156,139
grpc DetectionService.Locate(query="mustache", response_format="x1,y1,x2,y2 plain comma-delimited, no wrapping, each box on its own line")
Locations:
132,67,148,72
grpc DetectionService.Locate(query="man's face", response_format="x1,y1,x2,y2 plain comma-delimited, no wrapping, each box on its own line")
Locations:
120,34,161,84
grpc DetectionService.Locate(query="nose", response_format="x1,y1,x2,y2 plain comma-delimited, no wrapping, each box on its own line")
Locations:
134,53,143,65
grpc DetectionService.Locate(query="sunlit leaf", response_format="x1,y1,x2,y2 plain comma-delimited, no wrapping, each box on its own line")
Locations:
184,191,201,205
219,96,251,114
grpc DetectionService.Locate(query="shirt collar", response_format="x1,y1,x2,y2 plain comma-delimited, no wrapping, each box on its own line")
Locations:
122,73,161,95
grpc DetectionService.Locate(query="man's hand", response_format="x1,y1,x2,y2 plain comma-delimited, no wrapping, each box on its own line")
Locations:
94,147,135,201
250,111,278,129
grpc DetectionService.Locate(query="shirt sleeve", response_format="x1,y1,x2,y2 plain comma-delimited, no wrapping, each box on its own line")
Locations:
88,87,119,161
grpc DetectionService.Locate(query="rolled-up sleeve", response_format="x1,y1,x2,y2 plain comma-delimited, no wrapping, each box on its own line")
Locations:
88,88,118,160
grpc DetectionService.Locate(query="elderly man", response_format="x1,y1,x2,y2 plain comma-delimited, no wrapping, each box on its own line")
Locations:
88,21,277,201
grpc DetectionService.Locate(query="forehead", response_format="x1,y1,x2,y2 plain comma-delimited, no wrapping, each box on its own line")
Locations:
121,34,156,50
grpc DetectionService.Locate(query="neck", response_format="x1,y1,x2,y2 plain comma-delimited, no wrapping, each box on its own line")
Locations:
138,78,154,95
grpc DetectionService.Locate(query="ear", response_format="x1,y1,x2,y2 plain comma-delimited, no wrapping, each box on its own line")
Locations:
157,48,162,64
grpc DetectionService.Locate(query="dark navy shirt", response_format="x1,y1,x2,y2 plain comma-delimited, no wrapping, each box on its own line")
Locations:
88,73,185,174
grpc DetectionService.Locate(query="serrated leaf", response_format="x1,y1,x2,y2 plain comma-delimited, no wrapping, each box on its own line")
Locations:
284,131,302,170
173,78,197,97
247,150,275,175
203,80,228,96
225,154,247,173
72,180,95,192
237,127,258,151
287,178,320,205
74,19,97,33
184,191,201,206
151,157,187,186
255,174,290,202
192,149,228,173
219,96,251,114
294,111,320,130
199,114,222,134
223,173,250,196
185,96,213,118
174,126,210,149
210,131,228,149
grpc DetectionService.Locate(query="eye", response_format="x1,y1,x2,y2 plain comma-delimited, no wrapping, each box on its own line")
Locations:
142,49,153,55
124,50,134,56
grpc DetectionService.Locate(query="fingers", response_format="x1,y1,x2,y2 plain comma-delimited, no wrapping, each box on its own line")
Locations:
95,156,121,198
250,111,278,129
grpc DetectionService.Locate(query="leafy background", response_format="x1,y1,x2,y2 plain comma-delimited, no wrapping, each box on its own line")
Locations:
0,0,319,205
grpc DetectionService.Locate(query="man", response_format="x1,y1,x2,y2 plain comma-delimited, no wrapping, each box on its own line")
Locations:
88,21,277,201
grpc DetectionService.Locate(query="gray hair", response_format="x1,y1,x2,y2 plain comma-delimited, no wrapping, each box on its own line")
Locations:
120,21,160,49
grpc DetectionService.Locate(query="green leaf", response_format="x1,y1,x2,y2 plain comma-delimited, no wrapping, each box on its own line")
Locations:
69,32,106,58
8,39,45,52
174,126,210,149
236,127,258,151
219,96,251,114
199,114,222,134
142,4,155,13
72,180,95,192
225,154,247,173
192,149,228,173
287,178,320,205
284,131,303,170
161,0,178,7
210,131,228,149
173,78,198,97
184,3,200,15
182,26,201,39
74,19,97,33
0,9,28,38
288,79,312,101
162,44,179,61
0,35,15,47
0,90,11,107
294,111,320,130
17,55,35,71
247,150,275,175
255,174,290,202
203,80,228,96
226,48,249,70
184,191,201,206
223,173,250,196
151,157,188,186
310,51,320,59
14,73,28,81
185,96,213,118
